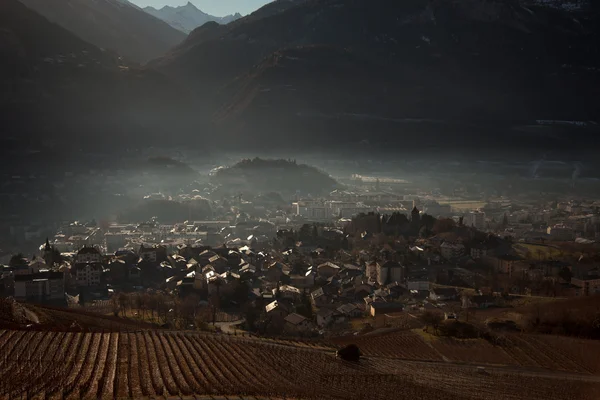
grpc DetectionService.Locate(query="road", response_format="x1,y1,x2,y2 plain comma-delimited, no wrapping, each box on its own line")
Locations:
214,319,244,334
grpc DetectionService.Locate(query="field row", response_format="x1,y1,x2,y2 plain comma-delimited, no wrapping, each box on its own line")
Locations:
0,329,598,399
331,329,600,374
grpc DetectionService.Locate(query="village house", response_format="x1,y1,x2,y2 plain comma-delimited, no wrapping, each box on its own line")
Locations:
317,262,340,278
310,287,329,307
337,303,363,318
376,260,404,286
316,308,336,327
274,285,302,302
75,246,102,264
369,302,404,317
284,313,313,333
429,287,458,301
571,275,600,296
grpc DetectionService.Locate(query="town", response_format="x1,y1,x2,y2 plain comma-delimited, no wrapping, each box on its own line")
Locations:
2,157,599,338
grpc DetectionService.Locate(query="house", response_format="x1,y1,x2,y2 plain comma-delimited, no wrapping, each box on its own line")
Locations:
208,255,229,274
370,302,404,317
265,262,285,283
483,254,523,276
572,275,600,296
74,263,103,287
284,313,313,333
376,261,403,286
316,308,335,327
365,261,378,282
138,244,166,263
274,285,301,301
429,287,458,301
470,245,488,259
337,303,363,318
317,262,340,278
462,295,496,309
290,270,315,289
310,287,328,307
265,300,288,318
14,271,64,302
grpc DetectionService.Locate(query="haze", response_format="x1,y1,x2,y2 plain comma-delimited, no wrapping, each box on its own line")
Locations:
129,0,272,16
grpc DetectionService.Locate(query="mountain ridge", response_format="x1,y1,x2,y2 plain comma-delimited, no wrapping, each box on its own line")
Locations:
19,0,186,63
143,2,242,33
152,0,600,150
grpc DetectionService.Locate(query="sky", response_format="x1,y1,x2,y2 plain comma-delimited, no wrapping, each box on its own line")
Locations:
129,0,272,16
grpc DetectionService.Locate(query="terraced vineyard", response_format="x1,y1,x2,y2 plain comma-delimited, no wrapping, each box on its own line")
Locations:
0,329,599,399
331,329,600,376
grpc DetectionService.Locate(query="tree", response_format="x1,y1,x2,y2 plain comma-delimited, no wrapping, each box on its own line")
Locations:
558,267,573,283
117,292,128,316
420,311,443,334
9,253,27,268
433,218,456,235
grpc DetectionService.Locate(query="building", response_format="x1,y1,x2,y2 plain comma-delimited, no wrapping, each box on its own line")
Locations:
370,302,404,317
14,272,64,302
464,211,486,231
75,246,102,264
571,275,600,296
376,261,404,286
470,246,488,259
284,313,313,333
429,287,458,301
74,263,103,287
317,262,340,278
547,224,575,241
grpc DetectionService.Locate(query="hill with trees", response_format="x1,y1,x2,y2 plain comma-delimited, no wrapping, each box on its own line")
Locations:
212,158,338,194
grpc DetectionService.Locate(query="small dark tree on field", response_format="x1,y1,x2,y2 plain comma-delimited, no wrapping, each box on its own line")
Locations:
421,311,443,334
118,292,128,316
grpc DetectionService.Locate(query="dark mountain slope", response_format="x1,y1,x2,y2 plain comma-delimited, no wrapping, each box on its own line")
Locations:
0,0,196,150
153,0,600,151
19,0,186,63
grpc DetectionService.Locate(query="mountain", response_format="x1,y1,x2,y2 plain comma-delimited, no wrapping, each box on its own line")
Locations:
144,2,242,34
0,0,195,151
19,0,186,63
153,0,600,151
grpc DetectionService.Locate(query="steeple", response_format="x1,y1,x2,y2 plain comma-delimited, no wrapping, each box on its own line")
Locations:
44,238,51,251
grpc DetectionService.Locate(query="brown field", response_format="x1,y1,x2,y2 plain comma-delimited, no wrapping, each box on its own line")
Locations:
331,329,600,377
0,329,599,399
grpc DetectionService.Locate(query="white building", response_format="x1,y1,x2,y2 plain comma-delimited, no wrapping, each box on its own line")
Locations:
464,211,486,231
75,246,102,264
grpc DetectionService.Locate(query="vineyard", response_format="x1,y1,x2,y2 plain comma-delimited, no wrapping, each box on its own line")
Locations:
331,329,600,376
1,329,599,399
